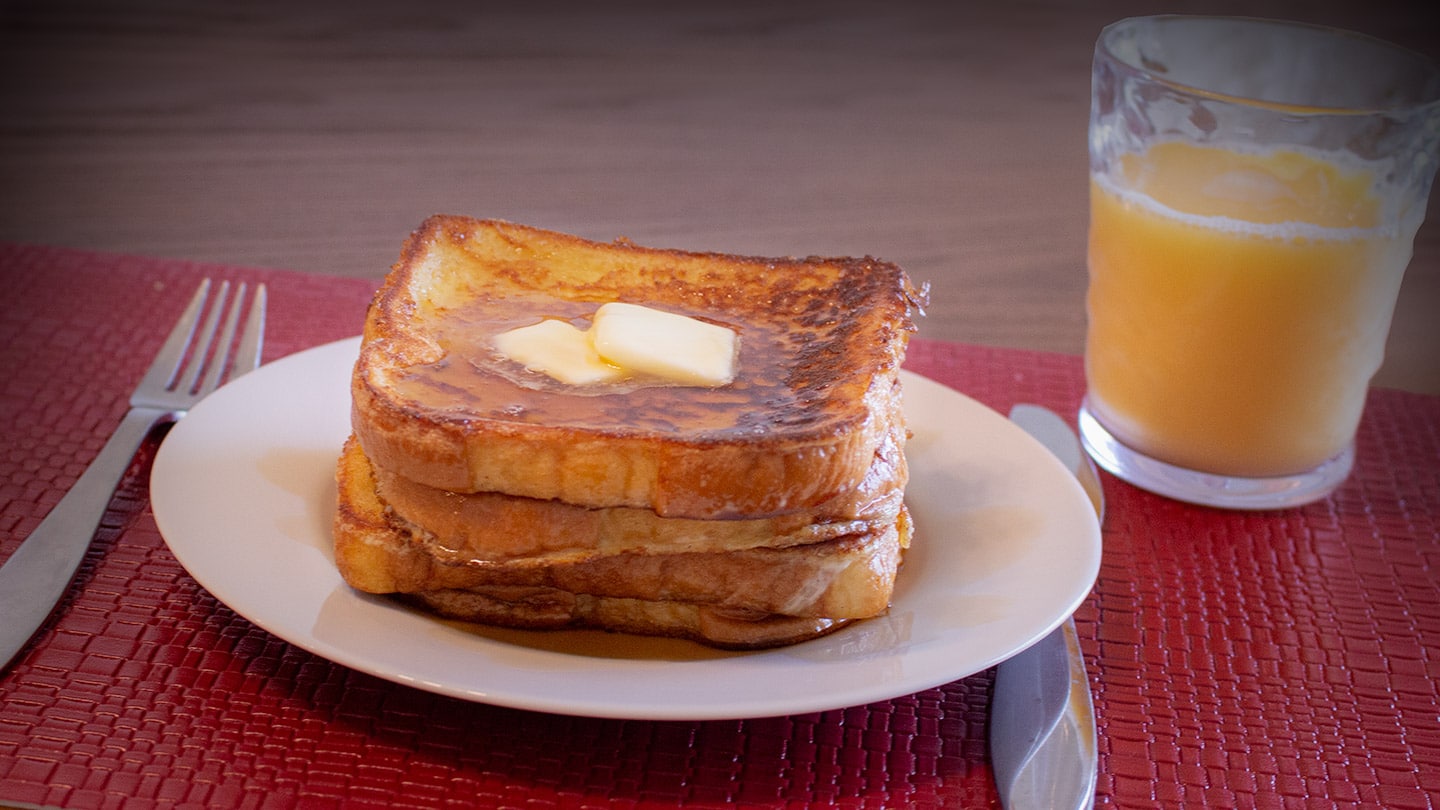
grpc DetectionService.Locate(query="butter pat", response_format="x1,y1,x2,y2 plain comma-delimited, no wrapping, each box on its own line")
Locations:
491,319,624,385
591,302,737,386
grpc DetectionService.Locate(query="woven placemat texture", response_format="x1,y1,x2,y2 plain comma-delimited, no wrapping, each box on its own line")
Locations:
1,243,1437,809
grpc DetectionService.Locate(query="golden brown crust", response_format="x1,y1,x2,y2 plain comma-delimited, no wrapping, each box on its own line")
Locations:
333,435,909,622
351,215,926,517
406,589,851,650
365,397,907,561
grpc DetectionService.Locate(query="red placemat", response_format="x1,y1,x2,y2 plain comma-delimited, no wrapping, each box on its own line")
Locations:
2,242,1438,809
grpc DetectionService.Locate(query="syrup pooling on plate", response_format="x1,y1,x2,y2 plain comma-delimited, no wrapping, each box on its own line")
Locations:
391,293,854,438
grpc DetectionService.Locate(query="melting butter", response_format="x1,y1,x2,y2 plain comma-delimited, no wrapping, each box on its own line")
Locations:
490,319,625,385
591,303,737,387
492,303,738,388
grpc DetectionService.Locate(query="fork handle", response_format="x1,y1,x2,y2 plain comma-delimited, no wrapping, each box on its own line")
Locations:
0,406,170,671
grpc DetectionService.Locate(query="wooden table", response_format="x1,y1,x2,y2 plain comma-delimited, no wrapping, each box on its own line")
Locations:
2,0,1438,395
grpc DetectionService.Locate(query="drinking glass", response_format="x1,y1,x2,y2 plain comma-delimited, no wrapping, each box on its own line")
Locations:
1079,15,1440,509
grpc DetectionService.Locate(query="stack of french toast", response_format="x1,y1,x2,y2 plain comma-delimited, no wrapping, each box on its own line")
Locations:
334,216,927,649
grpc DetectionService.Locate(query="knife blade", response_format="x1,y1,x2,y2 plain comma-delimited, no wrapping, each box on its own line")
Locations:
990,403,1101,810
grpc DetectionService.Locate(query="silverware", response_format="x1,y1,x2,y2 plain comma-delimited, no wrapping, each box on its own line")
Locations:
0,279,267,671
990,403,1102,810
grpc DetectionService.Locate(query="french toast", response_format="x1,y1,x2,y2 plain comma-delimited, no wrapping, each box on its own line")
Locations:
407,589,851,650
338,216,926,649
351,215,926,519
334,436,911,648
364,396,906,560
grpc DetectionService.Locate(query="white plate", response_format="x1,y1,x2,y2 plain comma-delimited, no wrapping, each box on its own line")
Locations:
151,338,1101,721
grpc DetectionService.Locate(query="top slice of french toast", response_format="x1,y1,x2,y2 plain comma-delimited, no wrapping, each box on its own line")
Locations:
351,216,927,518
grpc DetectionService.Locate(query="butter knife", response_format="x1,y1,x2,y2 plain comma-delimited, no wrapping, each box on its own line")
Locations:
990,403,1101,810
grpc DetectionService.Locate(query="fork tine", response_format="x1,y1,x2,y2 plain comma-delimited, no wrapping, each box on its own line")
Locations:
132,279,266,413
175,280,230,396
196,282,247,396
135,279,211,394
229,283,267,380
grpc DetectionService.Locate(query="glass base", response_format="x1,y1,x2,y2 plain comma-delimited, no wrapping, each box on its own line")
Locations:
1076,398,1353,510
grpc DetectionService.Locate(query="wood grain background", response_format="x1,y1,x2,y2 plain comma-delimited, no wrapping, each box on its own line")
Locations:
3,0,1436,394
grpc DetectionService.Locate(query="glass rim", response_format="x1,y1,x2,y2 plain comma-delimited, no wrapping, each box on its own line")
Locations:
1097,14,1440,116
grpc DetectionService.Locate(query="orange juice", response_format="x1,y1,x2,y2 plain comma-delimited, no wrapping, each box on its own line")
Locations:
1085,141,1415,477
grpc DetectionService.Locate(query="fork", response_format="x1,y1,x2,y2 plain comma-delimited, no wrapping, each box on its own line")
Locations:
0,279,267,671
